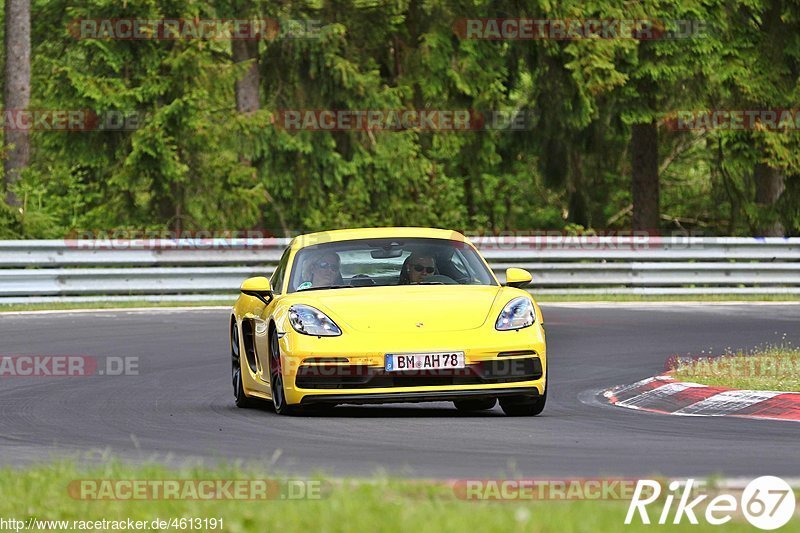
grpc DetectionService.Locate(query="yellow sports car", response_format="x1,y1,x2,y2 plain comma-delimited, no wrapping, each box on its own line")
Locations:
230,227,547,416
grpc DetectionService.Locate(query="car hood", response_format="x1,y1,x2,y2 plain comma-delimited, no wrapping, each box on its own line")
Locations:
302,285,503,333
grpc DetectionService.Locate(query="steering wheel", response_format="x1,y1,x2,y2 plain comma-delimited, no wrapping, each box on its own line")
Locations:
350,274,376,286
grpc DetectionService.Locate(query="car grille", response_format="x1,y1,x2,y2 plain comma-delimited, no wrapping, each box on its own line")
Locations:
295,357,543,389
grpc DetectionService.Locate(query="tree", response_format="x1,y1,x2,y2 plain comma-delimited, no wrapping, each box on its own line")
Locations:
2,0,799,238
744,1,797,236
621,3,726,233
631,119,660,231
3,0,31,207
712,0,800,236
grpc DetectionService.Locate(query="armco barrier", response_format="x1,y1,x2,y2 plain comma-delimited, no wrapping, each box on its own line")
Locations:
0,237,797,302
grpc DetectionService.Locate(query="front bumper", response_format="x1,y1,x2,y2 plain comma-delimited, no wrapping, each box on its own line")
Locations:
279,324,547,405
300,386,542,405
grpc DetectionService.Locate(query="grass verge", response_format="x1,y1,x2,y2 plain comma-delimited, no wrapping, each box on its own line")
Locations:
0,461,791,532
671,345,800,392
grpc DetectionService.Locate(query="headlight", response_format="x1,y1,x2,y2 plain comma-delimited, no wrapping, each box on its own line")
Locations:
495,297,535,331
288,305,342,336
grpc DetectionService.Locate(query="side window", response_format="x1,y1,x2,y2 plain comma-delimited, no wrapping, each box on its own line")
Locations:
270,248,291,294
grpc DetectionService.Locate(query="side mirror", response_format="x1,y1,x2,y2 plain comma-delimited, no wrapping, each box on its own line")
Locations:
505,268,532,288
240,276,273,305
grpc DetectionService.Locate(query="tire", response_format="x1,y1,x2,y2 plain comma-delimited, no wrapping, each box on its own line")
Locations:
231,319,256,408
453,398,497,411
499,382,547,417
268,327,300,415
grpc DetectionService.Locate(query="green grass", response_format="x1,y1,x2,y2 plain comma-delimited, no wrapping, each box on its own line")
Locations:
0,462,792,532
672,344,800,392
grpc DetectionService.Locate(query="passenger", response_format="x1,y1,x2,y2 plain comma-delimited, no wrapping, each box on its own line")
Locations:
299,251,341,289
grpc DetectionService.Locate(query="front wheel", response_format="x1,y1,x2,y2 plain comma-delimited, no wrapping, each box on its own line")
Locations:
499,386,546,417
269,328,299,415
231,320,256,408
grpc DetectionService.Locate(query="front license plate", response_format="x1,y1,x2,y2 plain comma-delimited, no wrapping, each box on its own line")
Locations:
385,352,465,372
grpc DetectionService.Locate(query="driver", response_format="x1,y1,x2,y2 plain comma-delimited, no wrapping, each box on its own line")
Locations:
401,252,436,284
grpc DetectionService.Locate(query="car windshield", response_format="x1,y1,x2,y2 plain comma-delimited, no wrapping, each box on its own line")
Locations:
287,238,496,293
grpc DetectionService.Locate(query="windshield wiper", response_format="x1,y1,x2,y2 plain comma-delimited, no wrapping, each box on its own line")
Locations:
419,281,445,285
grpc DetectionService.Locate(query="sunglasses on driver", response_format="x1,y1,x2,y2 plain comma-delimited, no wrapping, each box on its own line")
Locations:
315,260,339,270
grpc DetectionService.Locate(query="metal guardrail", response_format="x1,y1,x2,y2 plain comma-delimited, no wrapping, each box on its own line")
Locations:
0,237,798,302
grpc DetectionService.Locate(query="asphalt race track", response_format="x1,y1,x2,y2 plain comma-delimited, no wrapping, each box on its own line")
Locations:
1,304,798,478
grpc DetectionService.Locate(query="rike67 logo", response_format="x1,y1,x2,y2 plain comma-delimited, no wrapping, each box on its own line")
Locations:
626,476,796,530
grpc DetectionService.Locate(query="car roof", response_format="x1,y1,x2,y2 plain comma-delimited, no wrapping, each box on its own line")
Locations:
288,227,471,250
